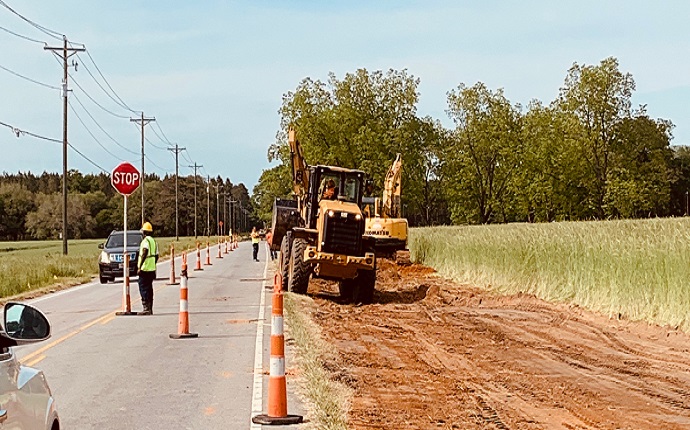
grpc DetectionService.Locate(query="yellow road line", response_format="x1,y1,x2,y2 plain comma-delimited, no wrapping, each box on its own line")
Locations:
21,311,116,363
20,283,171,363
23,354,45,367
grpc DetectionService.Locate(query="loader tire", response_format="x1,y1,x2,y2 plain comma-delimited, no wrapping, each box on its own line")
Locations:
278,231,292,291
288,238,310,294
353,266,376,305
338,278,355,302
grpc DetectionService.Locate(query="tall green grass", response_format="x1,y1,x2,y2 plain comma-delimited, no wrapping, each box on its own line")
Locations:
0,236,220,298
410,218,690,330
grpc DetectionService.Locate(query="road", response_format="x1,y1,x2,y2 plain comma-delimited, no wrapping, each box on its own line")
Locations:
15,242,305,429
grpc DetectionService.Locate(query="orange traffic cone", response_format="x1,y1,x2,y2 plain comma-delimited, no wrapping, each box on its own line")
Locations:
217,239,223,259
224,238,229,254
205,242,212,266
167,244,180,285
116,254,137,316
170,255,197,339
194,242,203,271
252,273,303,425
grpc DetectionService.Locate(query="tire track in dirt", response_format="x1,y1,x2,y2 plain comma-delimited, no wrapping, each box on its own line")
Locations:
305,260,690,429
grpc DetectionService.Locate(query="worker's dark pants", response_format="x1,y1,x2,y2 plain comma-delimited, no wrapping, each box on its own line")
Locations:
138,271,155,306
252,243,259,261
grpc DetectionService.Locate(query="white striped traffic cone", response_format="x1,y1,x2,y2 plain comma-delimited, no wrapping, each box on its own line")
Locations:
252,273,303,425
170,257,197,339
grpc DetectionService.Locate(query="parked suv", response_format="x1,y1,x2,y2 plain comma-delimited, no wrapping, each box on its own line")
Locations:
98,230,143,284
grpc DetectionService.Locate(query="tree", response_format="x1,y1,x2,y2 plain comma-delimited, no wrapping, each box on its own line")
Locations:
26,193,95,239
0,183,35,240
556,57,635,218
606,112,674,217
444,82,523,224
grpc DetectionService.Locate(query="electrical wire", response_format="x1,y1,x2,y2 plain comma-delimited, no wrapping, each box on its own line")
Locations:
0,0,64,40
150,124,171,146
0,24,44,43
75,52,138,114
71,93,139,156
66,141,108,173
154,121,172,144
79,50,138,114
69,73,130,119
0,119,61,143
0,118,106,172
0,62,60,90
68,100,125,162
141,131,168,151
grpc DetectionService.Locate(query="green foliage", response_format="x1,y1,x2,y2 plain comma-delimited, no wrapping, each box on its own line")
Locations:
261,68,450,226
444,83,523,224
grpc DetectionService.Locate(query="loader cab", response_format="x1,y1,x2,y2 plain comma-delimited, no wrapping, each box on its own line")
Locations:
306,166,365,229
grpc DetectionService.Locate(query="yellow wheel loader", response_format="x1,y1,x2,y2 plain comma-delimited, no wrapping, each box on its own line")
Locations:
271,129,377,303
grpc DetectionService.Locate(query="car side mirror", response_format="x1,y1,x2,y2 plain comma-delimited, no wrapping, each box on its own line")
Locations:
98,243,104,249
4,303,51,343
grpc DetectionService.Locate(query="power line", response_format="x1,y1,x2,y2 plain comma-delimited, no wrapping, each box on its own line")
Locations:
75,52,137,114
68,100,125,162
0,119,108,173
80,50,137,113
69,73,129,119
67,141,108,173
0,0,64,40
141,131,168,150
0,62,60,89
154,121,173,144
0,24,45,43
0,119,61,143
71,93,139,156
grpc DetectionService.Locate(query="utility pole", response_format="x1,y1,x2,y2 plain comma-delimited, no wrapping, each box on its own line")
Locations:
230,199,237,236
188,163,202,238
130,113,155,225
223,193,228,236
214,183,221,236
206,175,210,237
44,37,85,255
167,144,186,241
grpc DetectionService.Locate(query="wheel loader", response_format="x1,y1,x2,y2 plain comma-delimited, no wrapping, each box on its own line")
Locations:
270,128,377,303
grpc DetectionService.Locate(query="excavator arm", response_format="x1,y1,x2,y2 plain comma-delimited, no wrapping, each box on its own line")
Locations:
382,153,402,218
288,127,310,197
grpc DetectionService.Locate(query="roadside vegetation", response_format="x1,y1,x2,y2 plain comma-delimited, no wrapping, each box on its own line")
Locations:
411,218,690,330
284,293,350,430
0,236,223,298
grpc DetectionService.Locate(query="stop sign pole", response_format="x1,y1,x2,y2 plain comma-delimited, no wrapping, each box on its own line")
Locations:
111,162,141,316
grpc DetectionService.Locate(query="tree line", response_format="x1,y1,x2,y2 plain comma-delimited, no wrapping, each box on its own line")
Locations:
252,57,690,225
0,170,256,241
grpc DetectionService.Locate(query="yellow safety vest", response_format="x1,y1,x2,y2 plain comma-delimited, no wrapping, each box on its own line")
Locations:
251,234,260,244
138,236,157,272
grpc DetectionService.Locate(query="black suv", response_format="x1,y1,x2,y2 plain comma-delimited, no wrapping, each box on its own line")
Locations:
98,230,143,284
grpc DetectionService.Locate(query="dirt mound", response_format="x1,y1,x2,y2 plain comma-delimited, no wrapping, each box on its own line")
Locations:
307,260,690,429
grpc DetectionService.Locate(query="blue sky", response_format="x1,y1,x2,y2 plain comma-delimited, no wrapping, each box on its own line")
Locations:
0,1,688,190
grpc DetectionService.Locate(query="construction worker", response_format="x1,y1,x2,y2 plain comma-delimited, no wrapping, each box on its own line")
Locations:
251,227,261,262
322,179,337,200
137,222,158,315
265,228,277,261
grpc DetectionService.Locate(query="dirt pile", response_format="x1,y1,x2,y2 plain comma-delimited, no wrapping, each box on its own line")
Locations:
307,260,690,429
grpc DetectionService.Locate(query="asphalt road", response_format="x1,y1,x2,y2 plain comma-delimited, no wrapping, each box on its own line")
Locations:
15,241,305,429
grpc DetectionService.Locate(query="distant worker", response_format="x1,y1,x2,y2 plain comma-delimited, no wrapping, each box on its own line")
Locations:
251,227,261,262
265,228,277,261
322,179,337,200
137,222,158,315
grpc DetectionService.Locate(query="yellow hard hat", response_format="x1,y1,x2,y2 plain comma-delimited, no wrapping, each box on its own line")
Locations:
141,222,153,232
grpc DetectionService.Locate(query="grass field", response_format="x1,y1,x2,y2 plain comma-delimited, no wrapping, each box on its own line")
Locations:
0,236,232,299
410,218,690,330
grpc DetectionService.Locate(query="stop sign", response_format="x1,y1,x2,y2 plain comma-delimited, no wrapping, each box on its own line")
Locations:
111,162,141,196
